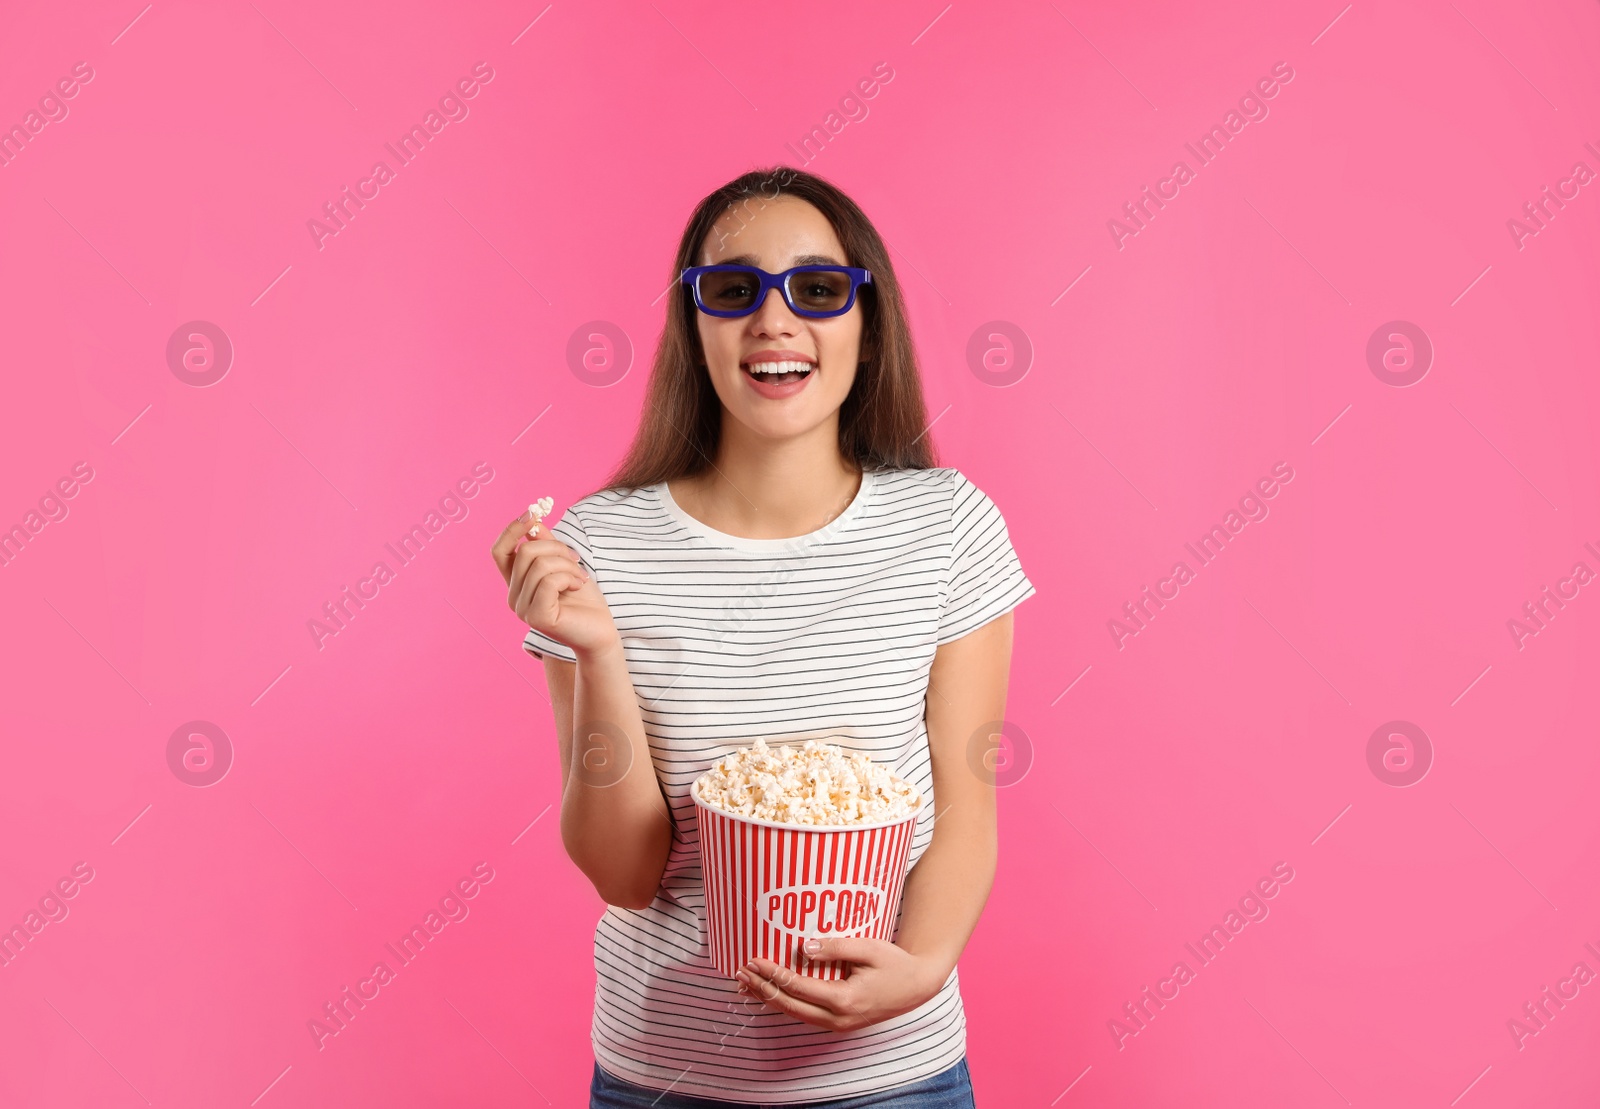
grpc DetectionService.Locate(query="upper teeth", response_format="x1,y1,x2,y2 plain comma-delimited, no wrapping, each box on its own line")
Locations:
747,360,813,375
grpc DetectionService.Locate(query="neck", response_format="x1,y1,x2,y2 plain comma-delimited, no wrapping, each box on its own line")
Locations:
676,421,861,540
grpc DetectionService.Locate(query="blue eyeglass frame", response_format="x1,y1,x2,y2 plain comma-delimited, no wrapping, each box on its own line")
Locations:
680,264,873,319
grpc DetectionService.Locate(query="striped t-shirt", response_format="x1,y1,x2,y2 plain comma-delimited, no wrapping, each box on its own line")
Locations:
521,465,1036,1103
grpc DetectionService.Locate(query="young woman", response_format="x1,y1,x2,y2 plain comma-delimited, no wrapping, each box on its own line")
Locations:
490,167,1035,1107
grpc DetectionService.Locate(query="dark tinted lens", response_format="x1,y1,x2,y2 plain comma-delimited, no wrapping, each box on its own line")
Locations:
787,269,852,313
698,269,760,312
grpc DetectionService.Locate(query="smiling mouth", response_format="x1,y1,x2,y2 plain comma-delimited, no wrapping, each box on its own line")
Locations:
741,360,815,385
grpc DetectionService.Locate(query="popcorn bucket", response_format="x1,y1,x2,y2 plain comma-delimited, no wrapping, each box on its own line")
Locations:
691,780,919,981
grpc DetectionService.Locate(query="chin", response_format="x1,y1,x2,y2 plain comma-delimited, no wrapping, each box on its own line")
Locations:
733,409,829,439
743,412,820,434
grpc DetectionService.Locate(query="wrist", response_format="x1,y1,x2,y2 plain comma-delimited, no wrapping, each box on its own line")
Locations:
900,942,958,997
574,635,624,666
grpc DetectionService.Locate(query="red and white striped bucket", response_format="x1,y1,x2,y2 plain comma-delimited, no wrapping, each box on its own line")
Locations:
692,780,919,981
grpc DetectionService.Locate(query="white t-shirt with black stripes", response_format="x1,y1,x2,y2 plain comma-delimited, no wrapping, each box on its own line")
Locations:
521,465,1036,1104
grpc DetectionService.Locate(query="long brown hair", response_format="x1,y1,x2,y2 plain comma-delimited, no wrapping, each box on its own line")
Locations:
601,166,937,494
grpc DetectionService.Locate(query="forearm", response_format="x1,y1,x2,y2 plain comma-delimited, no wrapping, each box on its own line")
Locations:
558,640,672,908
892,798,997,985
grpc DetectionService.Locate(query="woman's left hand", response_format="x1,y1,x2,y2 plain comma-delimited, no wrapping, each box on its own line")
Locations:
736,937,946,1032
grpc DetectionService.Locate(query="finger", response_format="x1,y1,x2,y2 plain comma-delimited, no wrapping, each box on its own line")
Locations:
517,565,584,623
739,966,846,1028
508,537,585,582
515,547,585,576
510,548,579,612
512,553,582,614
490,510,542,582
745,957,856,1010
506,541,582,609
524,566,588,627
799,936,886,968
519,566,586,626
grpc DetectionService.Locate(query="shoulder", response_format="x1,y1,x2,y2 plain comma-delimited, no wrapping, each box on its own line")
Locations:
868,465,962,500
551,483,671,553
564,484,655,522
931,469,1022,547
874,466,996,494
866,466,1012,527
881,466,1005,512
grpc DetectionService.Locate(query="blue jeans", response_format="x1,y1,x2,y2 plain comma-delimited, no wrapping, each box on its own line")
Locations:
589,1056,975,1108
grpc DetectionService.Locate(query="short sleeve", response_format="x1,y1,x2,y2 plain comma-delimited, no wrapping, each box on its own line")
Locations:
937,470,1037,646
520,504,594,664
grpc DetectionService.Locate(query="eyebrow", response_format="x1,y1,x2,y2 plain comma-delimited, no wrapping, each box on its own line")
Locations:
718,253,843,267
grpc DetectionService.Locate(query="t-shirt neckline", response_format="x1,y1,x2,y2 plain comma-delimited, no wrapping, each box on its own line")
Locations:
654,469,877,553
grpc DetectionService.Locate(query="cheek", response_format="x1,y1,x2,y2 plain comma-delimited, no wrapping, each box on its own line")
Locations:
819,319,864,375
694,317,715,359
697,319,739,368
696,324,750,405
834,365,860,399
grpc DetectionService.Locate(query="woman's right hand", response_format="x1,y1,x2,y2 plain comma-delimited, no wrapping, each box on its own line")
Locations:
491,511,621,659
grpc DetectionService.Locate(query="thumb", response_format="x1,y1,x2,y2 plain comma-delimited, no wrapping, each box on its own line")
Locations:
802,935,881,965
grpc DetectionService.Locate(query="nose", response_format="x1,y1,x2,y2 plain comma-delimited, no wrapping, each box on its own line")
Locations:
748,283,801,338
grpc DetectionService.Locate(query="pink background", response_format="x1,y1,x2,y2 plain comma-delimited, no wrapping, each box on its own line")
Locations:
2,0,1598,1105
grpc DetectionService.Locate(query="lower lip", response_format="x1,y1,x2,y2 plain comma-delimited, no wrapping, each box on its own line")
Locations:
742,365,815,399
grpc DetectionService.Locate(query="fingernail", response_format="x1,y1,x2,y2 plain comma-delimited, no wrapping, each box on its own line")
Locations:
803,939,821,955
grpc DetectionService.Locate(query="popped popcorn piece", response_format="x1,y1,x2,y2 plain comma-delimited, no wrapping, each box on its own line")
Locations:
527,496,554,532
694,737,922,827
